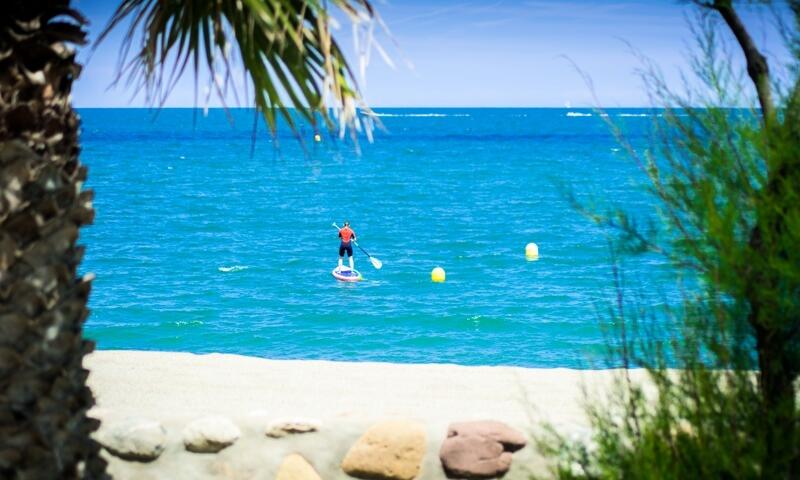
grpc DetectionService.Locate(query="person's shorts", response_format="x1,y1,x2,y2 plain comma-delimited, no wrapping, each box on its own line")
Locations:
339,242,353,257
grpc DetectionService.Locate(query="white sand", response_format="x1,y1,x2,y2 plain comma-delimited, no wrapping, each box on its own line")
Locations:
85,350,643,479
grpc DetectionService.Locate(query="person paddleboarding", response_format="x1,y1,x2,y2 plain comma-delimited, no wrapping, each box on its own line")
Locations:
338,221,357,270
330,221,381,282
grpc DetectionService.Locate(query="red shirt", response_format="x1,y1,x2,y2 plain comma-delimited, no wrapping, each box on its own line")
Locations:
339,227,356,244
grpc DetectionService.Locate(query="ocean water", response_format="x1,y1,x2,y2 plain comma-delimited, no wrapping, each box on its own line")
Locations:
79,108,676,367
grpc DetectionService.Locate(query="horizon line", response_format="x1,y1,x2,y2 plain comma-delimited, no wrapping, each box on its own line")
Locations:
73,105,752,110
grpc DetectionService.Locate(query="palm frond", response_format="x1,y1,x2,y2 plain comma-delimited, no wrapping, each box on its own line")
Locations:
97,0,376,138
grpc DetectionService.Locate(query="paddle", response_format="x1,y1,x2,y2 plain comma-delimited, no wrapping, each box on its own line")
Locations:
331,222,383,270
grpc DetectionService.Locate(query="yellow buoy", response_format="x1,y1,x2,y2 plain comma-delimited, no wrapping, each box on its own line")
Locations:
431,266,446,283
525,242,539,260
314,134,322,143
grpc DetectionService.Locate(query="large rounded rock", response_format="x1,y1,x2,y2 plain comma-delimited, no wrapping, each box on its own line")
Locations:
440,435,512,478
182,416,241,453
266,418,320,438
276,453,322,480
439,420,527,478
98,418,167,462
341,420,426,480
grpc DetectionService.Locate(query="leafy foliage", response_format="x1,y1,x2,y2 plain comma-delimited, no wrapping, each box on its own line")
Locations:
539,3,800,478
98,0,378,138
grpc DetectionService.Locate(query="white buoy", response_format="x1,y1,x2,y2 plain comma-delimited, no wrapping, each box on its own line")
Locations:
431,267,446,283
525,242,539,260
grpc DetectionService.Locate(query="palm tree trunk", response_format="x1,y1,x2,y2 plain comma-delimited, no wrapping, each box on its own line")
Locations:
0,1,106,478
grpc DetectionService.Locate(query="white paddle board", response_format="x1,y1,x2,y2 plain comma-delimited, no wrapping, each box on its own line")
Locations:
332,266,362,282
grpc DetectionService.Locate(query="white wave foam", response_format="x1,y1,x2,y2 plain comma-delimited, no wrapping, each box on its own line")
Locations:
373,113,470,118
218,265,249,273
566,112,592,117
618,113,649,117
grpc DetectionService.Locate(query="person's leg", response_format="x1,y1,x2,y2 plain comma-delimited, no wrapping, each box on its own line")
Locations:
348,245,354,269
338,244,345,268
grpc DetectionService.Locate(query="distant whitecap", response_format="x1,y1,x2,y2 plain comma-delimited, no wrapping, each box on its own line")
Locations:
218,265,249,273
373,113,470,118
169,320,204,326
566,112,592,117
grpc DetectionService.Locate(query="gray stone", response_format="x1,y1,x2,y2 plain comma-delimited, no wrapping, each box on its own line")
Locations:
98,418,167,462
182,416,241,453
266,418,320,438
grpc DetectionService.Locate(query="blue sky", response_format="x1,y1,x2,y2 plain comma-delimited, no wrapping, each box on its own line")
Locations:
72,0,791,108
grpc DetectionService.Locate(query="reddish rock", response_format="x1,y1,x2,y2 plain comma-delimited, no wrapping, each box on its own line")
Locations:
447,421,527,452
439,421,527,478
440,435,513,478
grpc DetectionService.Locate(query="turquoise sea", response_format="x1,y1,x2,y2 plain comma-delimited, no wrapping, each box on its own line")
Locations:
79,108,675,367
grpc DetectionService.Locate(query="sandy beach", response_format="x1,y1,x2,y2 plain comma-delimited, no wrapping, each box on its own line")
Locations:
85,350,643,479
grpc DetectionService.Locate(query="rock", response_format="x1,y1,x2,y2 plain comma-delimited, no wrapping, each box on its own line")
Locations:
341,420,426,480
98,418,167,462
447,421,527,451
439,435,512,478
266,418,320,438
439,421,527,478
276,454,322,480
182,416,241,453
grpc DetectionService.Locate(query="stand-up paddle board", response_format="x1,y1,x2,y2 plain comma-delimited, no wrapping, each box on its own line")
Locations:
332,266,362,282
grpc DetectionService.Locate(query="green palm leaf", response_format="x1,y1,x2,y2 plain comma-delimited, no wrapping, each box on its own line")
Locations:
98,0,375,137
